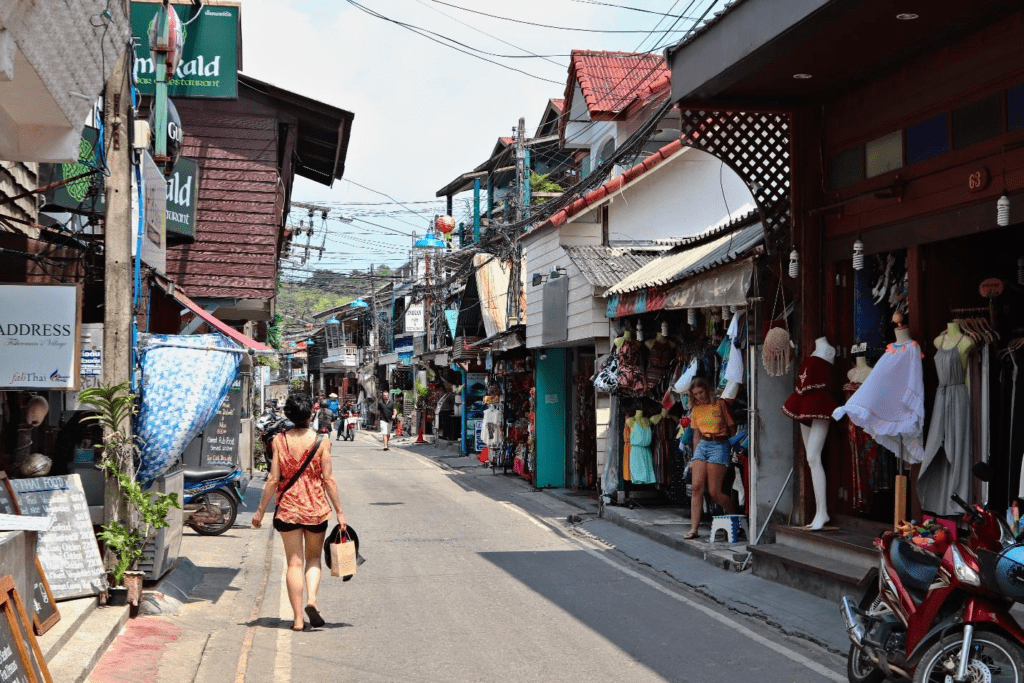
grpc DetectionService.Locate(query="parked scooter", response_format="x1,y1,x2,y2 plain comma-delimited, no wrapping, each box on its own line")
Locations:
183,466,242,536
255,409,292,469
841,462,1024,682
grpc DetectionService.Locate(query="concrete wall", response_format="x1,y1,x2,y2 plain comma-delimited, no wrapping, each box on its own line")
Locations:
749,344,796,540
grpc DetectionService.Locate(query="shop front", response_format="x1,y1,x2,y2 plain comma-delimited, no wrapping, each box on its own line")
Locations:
663,0,1024,598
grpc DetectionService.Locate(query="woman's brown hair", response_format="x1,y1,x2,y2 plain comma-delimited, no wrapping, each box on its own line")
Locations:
688,377,714,404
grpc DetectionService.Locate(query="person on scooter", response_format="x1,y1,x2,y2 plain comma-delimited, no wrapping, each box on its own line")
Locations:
252,391,346,631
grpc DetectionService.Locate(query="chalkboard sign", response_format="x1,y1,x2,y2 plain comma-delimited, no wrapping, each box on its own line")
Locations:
10,476,104,601
0,575,52,683
26,561,57,637
205,378,241,465
0,475,18,516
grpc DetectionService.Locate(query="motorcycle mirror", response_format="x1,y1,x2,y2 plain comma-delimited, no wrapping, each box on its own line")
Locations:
973,461,993,483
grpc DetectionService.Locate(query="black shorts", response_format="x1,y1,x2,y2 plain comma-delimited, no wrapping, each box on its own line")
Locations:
273,518,328,534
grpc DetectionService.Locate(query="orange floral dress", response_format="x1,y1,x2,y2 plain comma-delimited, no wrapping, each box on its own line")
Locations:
274,432,331,525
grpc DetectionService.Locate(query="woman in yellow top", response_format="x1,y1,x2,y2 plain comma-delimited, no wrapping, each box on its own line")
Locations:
685,378,737,539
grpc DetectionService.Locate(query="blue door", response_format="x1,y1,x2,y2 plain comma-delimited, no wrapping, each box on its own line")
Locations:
534,349,567,488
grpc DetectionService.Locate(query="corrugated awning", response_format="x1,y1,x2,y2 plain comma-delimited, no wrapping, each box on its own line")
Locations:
153,277,272,352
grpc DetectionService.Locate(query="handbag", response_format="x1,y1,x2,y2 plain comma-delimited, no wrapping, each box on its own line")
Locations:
593,352,620,393
324,524,364,580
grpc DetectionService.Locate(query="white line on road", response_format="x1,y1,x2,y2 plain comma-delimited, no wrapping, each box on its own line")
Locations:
500,502,845,682
275,563,292,682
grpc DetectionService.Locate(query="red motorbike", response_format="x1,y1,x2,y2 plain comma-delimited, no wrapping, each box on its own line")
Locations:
842,464,1024,682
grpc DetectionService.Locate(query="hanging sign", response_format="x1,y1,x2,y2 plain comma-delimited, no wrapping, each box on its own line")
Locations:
405,304,425,333
979,278,1004,298
139,152,167,275
132,2,240,99
165,158,199,244
0,285,81,390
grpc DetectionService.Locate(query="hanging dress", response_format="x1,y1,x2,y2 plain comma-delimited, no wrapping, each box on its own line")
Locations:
844,381,880,513
645,339,675,392
782,356,839,424
629,421,656,485
617,340,647,397
918,347,972,515
622,419,633,482
832,340,926,463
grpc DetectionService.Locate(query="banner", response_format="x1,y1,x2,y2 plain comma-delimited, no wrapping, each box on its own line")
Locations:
0,285,81,389
132,3,239,99
404,303,425,333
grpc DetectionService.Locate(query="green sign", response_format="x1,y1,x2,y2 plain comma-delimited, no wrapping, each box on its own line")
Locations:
38,126,105,214
132,3,239,99
165,158,199,244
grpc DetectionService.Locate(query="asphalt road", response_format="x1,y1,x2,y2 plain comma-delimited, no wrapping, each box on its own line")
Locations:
234,435,846,683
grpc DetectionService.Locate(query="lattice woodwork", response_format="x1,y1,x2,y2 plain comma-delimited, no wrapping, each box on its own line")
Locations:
678,110,791,252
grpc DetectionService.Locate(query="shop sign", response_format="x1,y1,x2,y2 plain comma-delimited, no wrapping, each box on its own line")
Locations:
37,125,105,214
0,285,81,390
343,353,357,366
979,278,1004,298
132,3,239,99
405,304,425,333
137,152,167,275
165,158,199,243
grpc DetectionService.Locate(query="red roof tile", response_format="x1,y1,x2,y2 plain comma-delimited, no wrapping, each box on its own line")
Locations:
565,51,670,120
550,98,565,112
530,136,692,235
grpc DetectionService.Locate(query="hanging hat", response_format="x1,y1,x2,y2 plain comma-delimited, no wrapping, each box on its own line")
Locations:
329,393,338,398
762,327,793,377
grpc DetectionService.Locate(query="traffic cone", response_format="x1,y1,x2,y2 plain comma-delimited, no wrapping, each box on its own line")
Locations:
415,412,426,444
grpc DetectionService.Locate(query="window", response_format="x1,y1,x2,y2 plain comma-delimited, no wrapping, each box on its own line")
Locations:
1007,83,1024,131
865,131,903,178
952,92,1002,149
906,113,949,165
828,147,864,189
580,154,590,179
598,138,616,167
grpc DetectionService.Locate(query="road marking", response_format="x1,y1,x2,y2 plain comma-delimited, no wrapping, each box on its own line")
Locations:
233,527,276,683
501,503,844,682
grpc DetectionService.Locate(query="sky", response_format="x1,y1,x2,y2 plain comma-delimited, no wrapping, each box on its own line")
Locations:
236,0,723,280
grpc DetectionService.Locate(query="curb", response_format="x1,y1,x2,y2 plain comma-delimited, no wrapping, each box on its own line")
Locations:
138,557,205,616
46,602,129,683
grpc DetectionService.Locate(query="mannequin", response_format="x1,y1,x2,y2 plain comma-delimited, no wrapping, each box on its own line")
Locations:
894,313,912,344
782,336,837,530
646,321,671,348
934,320,975,371
625,409,656,484
848,356,873,384
614,329,633,349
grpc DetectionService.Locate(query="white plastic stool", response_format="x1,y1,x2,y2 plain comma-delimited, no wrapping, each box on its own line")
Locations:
709,515,748,543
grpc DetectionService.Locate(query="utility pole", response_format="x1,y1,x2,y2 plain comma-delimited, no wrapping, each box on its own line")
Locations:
102,51,133,525
369,264,377,362
515,117,526,222
509,117,527,325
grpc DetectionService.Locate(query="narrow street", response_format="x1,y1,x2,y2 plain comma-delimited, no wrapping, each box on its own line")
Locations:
92,434,845,683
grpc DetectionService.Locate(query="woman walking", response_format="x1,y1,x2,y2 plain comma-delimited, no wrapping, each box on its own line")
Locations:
253,391,346,631
685,378,737,540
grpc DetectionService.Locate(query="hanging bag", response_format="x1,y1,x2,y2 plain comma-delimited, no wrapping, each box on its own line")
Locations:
324,524,365,580
593,351,620,393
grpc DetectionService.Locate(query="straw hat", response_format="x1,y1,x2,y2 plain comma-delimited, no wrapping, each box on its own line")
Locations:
329,392,338,398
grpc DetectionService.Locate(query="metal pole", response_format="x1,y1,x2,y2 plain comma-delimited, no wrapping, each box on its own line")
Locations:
154,2,170,160
473,178,481,243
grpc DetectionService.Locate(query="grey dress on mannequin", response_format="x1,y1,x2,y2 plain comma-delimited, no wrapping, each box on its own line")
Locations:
918,347,972,515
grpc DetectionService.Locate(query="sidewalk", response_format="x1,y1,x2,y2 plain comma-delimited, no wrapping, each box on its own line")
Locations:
407,438,850,657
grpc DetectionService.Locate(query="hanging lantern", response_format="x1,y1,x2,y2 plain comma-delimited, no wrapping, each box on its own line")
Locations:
722,306,732,321
435,215,456,234
687,308,697,328
852,238,865,271
997,191,1011,227
789,248,800,278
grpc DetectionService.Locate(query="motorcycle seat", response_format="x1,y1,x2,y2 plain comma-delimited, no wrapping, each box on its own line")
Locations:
889,538,941,596
183,466,236,482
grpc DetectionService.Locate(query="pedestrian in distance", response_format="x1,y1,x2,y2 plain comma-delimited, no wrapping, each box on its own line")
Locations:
252,391,346,631
685,378,737,540
378,392,397,450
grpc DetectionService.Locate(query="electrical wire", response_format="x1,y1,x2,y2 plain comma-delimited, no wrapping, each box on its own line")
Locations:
429,0,692,33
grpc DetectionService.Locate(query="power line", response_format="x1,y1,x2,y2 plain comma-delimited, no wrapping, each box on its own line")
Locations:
429,0,692,33
568,0,700,18
343,0,565,84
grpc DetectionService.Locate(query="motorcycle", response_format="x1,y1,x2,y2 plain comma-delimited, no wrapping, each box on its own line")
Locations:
841,462,1024,682
255,410,292,469
183,466,243,536
340,409,358,441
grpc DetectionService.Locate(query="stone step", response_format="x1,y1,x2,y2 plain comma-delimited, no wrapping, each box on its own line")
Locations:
748,542,874,604
42,599,128,683
774,523,879,572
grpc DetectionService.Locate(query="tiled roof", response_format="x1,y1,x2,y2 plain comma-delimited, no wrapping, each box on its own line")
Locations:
564,246,661,288
565,50,670,119
666,0,745,60
551,98,565,112
532,136,688,233
605,214,763,296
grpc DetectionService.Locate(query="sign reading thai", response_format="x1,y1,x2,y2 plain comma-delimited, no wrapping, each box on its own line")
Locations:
0,285,81,390
131,2,239,99
165,157,199,243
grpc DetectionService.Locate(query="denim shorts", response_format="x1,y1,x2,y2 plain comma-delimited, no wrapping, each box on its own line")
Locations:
692,439,731,466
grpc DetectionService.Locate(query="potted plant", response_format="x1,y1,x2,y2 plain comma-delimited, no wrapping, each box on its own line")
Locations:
78,384,180,609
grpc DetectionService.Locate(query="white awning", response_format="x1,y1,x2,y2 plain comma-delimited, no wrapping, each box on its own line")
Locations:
664,258,754,309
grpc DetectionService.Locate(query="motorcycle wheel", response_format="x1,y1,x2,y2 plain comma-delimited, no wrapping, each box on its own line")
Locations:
913,631,1024,683
188,490,237,536
847,591,888,683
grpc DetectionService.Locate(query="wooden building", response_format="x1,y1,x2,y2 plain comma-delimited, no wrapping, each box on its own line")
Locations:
665,0,1024,600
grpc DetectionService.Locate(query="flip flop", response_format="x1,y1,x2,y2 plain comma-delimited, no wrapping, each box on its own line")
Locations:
305,605,325,628
684,531,700,540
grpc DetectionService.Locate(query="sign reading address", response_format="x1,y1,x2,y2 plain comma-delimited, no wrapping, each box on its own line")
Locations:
0,285,81,390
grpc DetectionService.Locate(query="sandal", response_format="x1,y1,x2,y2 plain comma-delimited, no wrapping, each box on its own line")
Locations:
684,531,700,540
305,605,325,628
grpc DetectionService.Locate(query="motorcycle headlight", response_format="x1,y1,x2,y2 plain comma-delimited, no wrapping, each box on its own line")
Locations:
952,546,981,587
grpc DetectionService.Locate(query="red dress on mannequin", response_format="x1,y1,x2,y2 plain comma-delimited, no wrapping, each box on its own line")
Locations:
782,356,839,425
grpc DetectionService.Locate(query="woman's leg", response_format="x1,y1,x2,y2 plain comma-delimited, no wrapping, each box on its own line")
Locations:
280,530,306,629
705,461,736,514
303,528,327,609
689,459,708,535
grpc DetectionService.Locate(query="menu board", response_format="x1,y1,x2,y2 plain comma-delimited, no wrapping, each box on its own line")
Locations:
0,476,59,634
0,476,16,516
203,379,241,466
10,476,104,601
0,575,51,683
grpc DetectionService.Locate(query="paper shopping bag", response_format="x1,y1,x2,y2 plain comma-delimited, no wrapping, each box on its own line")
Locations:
330,537,358,578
